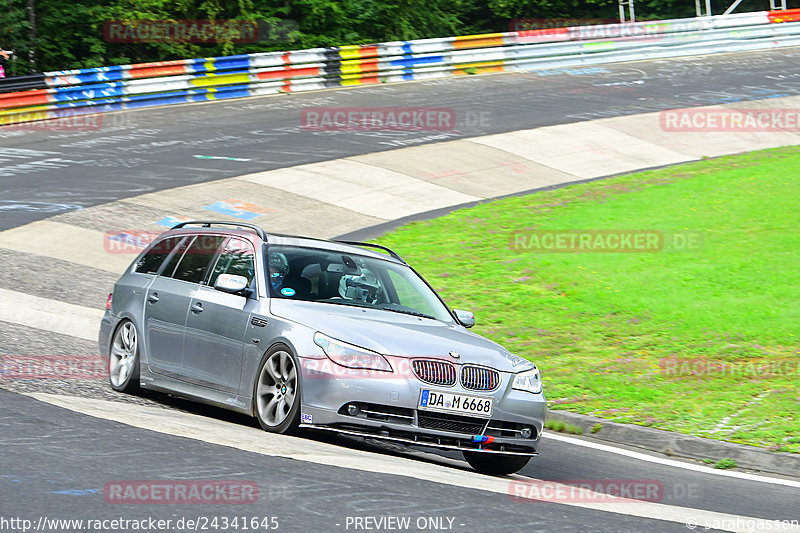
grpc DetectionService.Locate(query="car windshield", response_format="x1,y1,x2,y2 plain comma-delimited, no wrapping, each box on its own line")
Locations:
265,245,454,323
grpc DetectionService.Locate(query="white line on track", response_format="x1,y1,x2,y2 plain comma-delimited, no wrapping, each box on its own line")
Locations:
25,393,800,533
543,433,800,489
0,288,103,341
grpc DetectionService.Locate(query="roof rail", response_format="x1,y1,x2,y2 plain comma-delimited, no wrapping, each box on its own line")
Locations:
170,220,267,240
334,240,406,263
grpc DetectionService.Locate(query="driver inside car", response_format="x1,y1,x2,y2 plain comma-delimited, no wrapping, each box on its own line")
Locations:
268,251,289,293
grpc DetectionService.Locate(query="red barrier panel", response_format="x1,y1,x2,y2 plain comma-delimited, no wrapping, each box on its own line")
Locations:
128,65,192,79
256,66,322,80
768,8,800,23
0,90,52,108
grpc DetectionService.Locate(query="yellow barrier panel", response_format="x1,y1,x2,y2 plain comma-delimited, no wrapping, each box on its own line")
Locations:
190,73,251,87
453,33,505,49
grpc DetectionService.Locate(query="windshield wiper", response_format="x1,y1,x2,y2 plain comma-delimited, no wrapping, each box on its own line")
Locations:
314,299,373,310
311,299,438,320
377,306,437,320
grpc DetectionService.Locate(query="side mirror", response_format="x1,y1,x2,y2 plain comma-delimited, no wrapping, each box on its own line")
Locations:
453,309,475,328
214,274,249,294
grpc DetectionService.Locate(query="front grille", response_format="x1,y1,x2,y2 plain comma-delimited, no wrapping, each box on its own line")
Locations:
412,359,456,386
417,412,486,435
460,365,500,391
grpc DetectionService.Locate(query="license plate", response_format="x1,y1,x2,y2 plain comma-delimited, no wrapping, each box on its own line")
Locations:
418,389,493,418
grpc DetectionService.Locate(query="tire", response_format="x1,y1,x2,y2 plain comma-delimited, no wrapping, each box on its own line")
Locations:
108,320,140,393
463,451,531,475
253,344,301,434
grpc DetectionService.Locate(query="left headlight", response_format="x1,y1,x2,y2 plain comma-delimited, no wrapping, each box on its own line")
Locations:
512,367,543,394
314,332,393,372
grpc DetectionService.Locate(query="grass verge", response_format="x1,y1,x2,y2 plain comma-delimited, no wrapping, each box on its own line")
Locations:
376,146,800,451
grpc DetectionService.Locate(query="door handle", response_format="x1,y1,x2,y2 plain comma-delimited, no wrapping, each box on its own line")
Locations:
147,293,159,304
190,302,203,313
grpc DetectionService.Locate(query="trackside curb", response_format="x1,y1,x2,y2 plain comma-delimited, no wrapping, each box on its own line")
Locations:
546,409,800,478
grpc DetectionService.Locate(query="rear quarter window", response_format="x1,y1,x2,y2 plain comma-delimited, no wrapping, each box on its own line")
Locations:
134,236,183,275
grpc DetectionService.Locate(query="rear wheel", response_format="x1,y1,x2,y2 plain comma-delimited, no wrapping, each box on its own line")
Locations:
253,345,301,434
109,320,140,393
463,451,531,475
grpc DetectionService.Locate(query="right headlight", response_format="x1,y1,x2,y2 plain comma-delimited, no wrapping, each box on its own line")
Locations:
512,367,543,394
313,332,393,372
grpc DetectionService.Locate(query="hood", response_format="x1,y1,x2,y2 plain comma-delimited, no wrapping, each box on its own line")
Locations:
270,299,533,373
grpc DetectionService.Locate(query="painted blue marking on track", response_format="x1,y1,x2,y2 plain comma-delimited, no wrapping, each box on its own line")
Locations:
52,489,98,496
157,216,190,228
203,201,260,220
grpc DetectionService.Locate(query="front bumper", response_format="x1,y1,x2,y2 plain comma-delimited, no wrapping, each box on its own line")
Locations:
300,423,539,456
298,356,546,455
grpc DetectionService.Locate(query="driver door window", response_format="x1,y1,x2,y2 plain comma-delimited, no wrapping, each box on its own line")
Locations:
168,235,226,284
209,238,256,291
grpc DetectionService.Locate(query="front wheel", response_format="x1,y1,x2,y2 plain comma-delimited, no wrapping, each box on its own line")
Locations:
253,345,301,434
109,320,140,393
463,451,531,475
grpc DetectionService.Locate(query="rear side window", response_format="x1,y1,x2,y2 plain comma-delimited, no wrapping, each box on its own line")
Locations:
209,238,256,288
134,236,183,274
168,235,226,284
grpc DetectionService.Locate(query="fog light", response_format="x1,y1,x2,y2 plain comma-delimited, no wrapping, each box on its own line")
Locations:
520,426,533,439
347,404,360,416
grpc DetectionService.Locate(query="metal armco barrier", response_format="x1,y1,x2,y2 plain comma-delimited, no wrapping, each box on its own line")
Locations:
2,8,800,125
0,74,48,94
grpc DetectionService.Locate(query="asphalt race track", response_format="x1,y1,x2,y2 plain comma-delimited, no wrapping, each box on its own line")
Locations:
2,47,800,532
4,47,800,232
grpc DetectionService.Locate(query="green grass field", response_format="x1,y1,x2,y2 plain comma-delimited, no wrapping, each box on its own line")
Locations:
376,146,800,451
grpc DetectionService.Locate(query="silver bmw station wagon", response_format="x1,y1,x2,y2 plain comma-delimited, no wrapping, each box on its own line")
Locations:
99,221,546,475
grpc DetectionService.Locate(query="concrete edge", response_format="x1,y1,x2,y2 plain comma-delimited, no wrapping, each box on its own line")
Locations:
334,172,624,241
546,410,800,478
333,152,750,242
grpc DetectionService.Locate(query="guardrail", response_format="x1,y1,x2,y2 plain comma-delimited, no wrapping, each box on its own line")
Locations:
0,74,48,94
2,8,800,125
